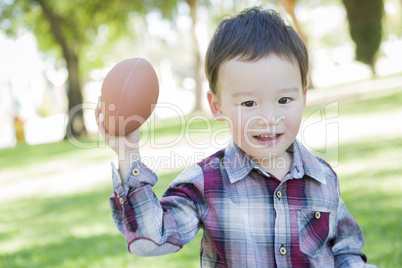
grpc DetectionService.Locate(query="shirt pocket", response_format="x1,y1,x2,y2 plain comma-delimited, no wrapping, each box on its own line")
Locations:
297,209,330,258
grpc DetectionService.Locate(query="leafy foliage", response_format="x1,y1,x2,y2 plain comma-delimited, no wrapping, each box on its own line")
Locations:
342,0,383,72
0,0,179,74
0,0,181,137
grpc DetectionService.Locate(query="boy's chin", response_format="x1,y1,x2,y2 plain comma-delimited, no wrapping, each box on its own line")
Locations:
246,147,282,161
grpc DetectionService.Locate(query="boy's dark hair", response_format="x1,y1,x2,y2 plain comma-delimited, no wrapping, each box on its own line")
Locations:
205,6,309,94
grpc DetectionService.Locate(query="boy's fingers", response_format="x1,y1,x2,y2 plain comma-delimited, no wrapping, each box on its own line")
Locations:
95,95,103,119
96,95,119,152
97,95,103,114
97,114,107,136
98,100,102,114
94,104,99,119
97,113,118,148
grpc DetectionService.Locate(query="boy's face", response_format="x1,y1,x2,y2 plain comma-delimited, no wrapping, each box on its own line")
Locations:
207,54,307,165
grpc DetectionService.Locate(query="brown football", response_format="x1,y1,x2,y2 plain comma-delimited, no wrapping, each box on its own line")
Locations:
100,58,159,136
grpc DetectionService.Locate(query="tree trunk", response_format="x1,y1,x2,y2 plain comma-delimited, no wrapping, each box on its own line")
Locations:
65,54,87,138
279,0,314,89
35,0,86,138
186,0,204,113
370,61,377,78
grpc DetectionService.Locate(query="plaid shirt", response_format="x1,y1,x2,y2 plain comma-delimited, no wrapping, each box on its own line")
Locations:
110,139,375,267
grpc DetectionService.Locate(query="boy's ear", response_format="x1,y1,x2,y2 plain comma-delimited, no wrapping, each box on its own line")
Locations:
303,87,307,109
207,90,224,121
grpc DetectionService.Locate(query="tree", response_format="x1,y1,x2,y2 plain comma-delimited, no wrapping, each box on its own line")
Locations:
0,0,179,138
279,0,307,43
277,0,314,88
186,0,204,113
342,0,383,75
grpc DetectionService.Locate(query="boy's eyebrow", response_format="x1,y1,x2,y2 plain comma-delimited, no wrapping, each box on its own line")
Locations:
231,91,256,97
280,87,299,93
232,87,300,97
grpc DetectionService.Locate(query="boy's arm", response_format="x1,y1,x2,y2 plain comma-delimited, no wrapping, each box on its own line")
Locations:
332,198,377,268
110,160,204,256
96,101,203,256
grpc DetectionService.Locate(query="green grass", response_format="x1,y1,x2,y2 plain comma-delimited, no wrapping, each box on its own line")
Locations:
140,114,227,141
304,86,402,118
338,87,402,116
0,139,114,172
336,138,402,267
1,136,401,267
1,85,401,267
0,169,202,268
148,87,402,141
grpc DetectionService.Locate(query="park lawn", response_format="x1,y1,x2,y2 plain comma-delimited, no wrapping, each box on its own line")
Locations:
336,137,402,267
0,136,401,267
304,86,402,118
146,86,402,140
0,87,401,267
1,85,400,171
0,168,202,268
0,138,114,173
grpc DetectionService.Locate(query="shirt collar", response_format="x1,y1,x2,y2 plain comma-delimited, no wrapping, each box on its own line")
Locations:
223,139,254,184
292,139,327,184
222,138,327,185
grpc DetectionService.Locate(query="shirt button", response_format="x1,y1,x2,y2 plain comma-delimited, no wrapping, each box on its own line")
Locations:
315,211,321,219
132,168,140,176
280,246,286,255
276,191,282,198
119,197,124,205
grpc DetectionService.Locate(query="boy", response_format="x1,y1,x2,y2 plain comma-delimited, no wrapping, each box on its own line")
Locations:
96,7,375,267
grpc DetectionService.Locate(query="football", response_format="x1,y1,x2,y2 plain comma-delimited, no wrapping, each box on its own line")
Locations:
100,58,159,136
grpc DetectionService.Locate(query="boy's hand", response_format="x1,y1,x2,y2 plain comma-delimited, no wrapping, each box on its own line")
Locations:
95,96,140,155
95,96,141,182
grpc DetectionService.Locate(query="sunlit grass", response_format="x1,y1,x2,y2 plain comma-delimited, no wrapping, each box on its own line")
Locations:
0,139,113,173
0,169,202,268
335,137,402,267
0,137,400,267
149,86,402,139
1,88,401,267
2,86,398,172
304,86,402,118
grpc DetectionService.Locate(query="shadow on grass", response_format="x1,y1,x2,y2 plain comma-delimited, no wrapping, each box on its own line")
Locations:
0,234,126,268
1,137,400,267
0,169,200,268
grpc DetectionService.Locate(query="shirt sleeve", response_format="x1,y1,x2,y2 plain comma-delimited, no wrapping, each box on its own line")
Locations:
332,197,377,268
109,161,205,257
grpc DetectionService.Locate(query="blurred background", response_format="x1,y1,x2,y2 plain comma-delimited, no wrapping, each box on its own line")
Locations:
0,0,401,267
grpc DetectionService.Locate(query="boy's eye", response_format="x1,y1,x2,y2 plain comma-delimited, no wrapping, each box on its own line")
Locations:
241,101,256,107
278,97,291,104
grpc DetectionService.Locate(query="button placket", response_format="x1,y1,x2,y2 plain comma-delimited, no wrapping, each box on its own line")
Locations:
280,246,286,255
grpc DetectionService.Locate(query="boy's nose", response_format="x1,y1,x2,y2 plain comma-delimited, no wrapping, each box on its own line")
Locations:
256,108,282,127
256,116,278,127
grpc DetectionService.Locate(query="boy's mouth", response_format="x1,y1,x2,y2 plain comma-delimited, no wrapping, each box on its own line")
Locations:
254,134,281,140
253,133,282,146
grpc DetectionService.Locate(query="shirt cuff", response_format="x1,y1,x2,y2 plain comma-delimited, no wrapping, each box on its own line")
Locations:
111,161,159,196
